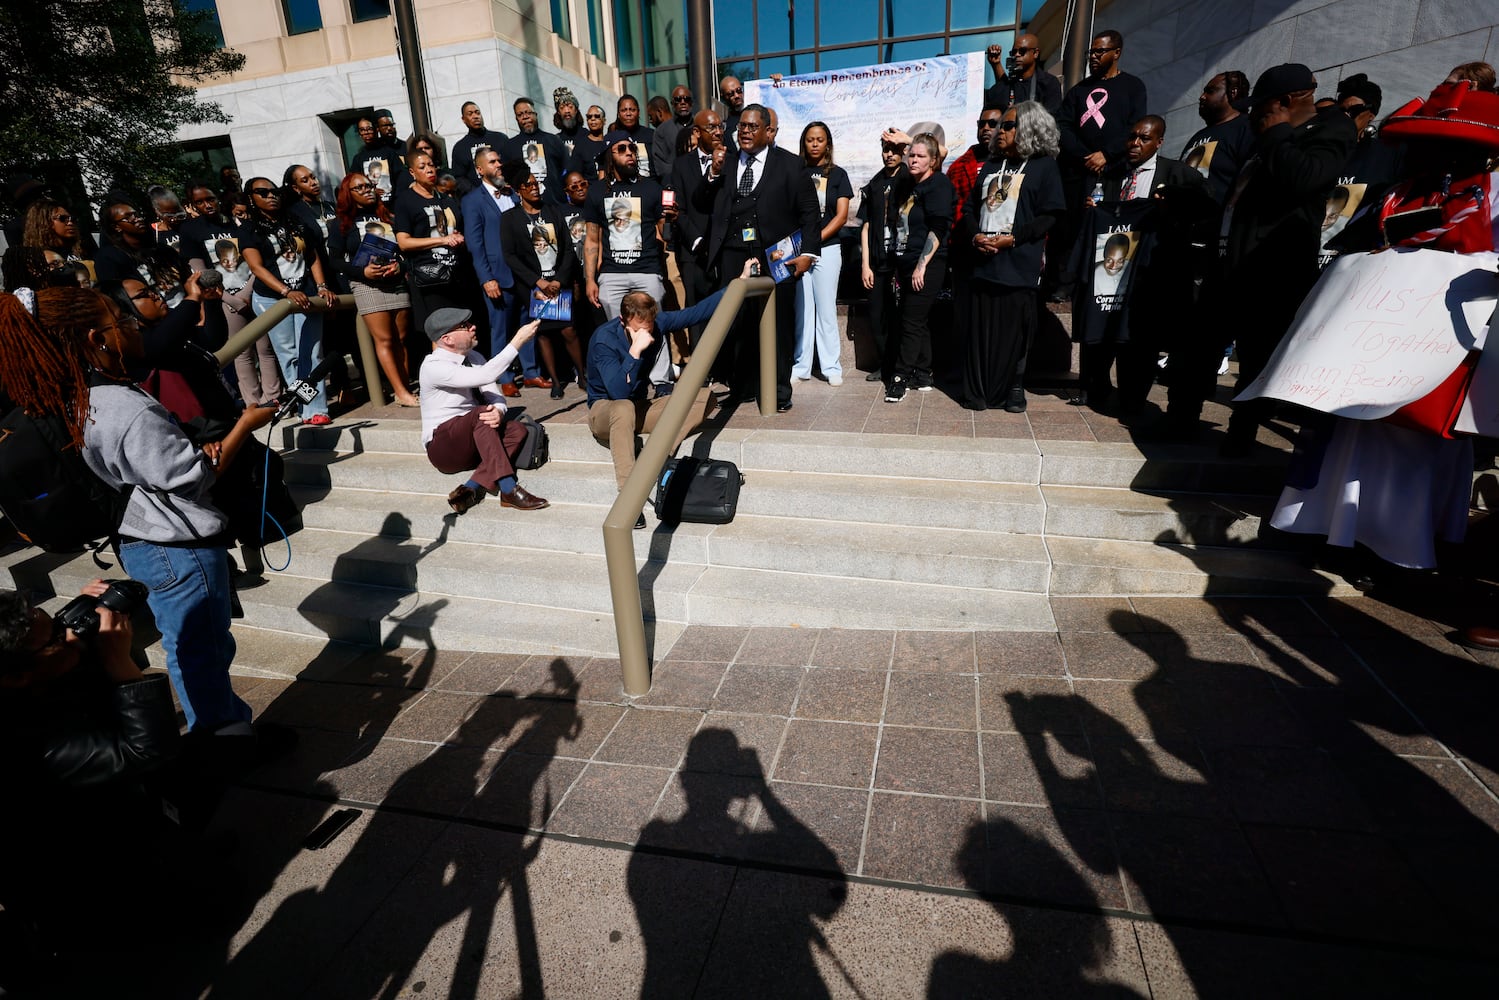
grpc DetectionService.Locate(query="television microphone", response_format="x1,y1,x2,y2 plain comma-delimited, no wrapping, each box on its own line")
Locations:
265,353,338,419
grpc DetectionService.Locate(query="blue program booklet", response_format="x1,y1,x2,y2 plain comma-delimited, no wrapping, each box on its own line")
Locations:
530,289,573,321
350,232,400,269
764,230,802,283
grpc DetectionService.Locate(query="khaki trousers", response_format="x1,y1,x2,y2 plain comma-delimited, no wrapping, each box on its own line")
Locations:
587,388,713,490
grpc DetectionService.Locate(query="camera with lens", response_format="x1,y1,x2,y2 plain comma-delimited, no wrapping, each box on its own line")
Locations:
1005,53,1021,77
53,579,149,638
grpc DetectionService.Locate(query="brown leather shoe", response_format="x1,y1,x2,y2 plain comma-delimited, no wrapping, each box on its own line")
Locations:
1456,625,1499,650
501,485,550,510
501,381,521,397
523,376,554,389
447,483,481,515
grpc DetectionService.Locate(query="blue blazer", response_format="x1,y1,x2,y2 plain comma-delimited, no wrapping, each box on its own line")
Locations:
460,184,515,290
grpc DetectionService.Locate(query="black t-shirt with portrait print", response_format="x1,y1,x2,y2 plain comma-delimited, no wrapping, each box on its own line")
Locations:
289,198,345,291
392,187,463,242
237,214,318,299
178,214,253,302
338,210,406,289
1179,114,1255,205
892,172,955,267
560,203,588,274
348,140,406,202
856,165,907,272
805,165,854,232
584,176,662,275
1067,199,1158,346
94,242,187,306
964,154,1067,289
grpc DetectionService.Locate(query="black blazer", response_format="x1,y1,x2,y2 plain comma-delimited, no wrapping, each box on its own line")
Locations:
499,201,578,290
1102,155,1204,202
695,144,822,268
669,149,715,259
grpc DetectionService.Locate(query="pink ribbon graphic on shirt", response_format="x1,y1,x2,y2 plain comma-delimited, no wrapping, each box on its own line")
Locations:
1081,88,1109,127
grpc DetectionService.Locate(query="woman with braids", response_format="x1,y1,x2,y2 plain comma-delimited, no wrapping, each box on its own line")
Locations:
240,176,338,425
0,288,275,739
94,194,187,306
335,170,420,406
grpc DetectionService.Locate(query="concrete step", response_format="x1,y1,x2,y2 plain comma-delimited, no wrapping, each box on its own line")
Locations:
1045,536,1354,597
1042,486,1271,546
282,452,1049,534
281,420,1291,495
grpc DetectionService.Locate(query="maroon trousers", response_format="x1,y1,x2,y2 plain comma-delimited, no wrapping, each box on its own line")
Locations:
425,406,527,491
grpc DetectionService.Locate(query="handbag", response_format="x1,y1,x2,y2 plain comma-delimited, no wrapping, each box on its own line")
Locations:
411,246,455,288
652,457,743,525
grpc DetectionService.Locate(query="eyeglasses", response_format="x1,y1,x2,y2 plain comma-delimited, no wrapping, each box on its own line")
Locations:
997,121,1018,131
249,188,279,197
350,183,375,192
671,94,692,103
52,214,73,224
1012,46,1037,54
977,118,1003,129
115,210,142,221
586,112,605,119
1088,46,1118,56
735,122,761,133
129,288,163,301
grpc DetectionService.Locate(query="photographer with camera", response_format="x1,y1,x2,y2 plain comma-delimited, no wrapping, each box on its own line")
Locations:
0,579,179,978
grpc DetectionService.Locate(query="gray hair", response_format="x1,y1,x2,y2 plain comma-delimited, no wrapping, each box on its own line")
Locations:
1001,101,1061,159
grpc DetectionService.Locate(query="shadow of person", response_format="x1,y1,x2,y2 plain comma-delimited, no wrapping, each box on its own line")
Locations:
927,819,1145,998
628,728,848,998
208,662,581,1000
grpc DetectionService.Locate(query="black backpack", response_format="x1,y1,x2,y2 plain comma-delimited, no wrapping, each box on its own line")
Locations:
512,412,550,470
0,406,131,552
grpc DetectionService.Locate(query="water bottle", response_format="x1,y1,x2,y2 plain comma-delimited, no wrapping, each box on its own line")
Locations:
1089,181,1104,205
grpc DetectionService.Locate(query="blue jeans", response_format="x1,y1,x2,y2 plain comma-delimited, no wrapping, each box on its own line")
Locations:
793,242,843,380
482,287,539,380
120,540,249,732
252,291,328,419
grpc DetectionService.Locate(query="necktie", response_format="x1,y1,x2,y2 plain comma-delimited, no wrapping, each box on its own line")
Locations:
1124,168,1139,200
701,154,712,175
738,156,755,196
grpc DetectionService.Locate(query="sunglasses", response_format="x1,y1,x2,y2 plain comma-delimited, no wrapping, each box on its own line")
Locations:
671,94,692,103
250,187,279,197
977,119,1004,129
997,121,1018,131
53,214,74,223
1012,46,1037,54
1088,46,1118,56
586,112,605,118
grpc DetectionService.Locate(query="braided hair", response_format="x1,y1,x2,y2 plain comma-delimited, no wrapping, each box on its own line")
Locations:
0,288,101,449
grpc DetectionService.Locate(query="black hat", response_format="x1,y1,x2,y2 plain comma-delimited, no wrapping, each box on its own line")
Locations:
603,129,635,150
1336,72,1383,115
1234,64,1317,111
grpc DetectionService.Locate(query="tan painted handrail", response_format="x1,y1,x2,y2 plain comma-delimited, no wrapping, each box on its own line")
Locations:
213,293,386,407
604,275,779,695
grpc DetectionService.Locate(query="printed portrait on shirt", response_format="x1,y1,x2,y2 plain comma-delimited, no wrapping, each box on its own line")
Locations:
895,194,915,253
812,174,828,215
363,158,392,198
1092,231,1139,311
423,204,457,237
356,219,390,239
979,171,1025,234
212,237,249,292
524,142,546,178
1320,183,1365,247
607,196,642,262
635,142,652,177
529,221,559,275
265,229,307,285
567,214,587,258
1184,140,1215,179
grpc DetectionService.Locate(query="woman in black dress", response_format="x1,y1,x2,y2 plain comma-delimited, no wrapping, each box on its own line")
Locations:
393,149,467,338
500,162,584,398
958,101,1066,412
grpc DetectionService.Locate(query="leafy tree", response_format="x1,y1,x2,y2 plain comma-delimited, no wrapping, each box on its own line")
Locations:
0,0,244,211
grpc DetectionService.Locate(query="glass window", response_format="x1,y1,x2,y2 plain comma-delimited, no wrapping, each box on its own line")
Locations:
817,45,877,71
884,39,945,62
281,0,323,35
1021,0,1045,21
948,28,1012,56
615,0,643,70
550,0,572,42
818,0,875,46
647,71,685,102
756,54,793,79
782,50,813,75
713,0,755,59
183,0,225,46
757,0,814,54
350,0,391,23
585,0,608,59
717,58,757,87
644,0,687,66
951,0,1019,32
883,0,944,40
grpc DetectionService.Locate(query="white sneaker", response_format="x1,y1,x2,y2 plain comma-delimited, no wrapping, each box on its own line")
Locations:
827,375,843,386
1218,356,1231,376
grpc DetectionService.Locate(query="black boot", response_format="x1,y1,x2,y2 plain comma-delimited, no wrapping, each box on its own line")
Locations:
1004,384,1027,413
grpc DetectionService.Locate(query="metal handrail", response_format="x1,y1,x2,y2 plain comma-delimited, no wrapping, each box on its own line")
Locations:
213,293,386,407
604,275,779,695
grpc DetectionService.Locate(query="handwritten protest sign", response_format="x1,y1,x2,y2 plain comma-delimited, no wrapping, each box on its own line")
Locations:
1454,306,1499,436
746,53,984,221
1236,248,1498,419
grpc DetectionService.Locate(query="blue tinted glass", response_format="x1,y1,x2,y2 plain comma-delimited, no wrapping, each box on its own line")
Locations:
884,0,944,39
614,0,642,70
817,45,878,71
550,0,572,42
951,0,1018,32
884,39,945,62
714,0,755,58
282,0,322,35
183,0,225,45
819,0,875,46
644,0,687,65
948,28,1013,55
757,54,793,78
757,0,815,53
1021,0,1045,21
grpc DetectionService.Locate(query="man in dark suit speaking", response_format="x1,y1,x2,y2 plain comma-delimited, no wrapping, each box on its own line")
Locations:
692,103,821,412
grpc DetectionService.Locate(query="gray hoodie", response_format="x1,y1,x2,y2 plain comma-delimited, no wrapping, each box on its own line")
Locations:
82,383,227,543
